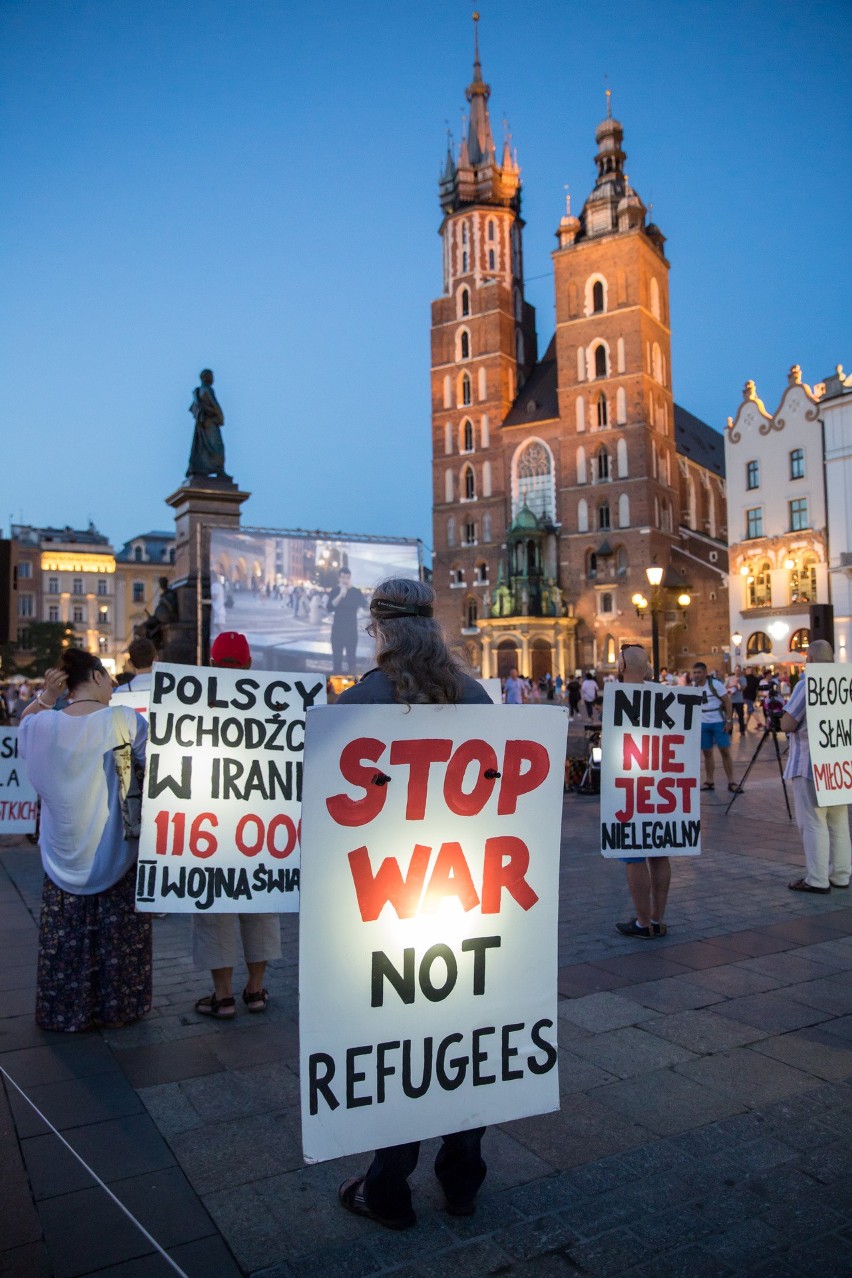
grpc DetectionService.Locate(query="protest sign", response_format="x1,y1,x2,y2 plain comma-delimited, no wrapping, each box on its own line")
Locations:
600,682,703,857
0,728,38,834
476,677,502,704
111,687,150,718
136,662,325,912
298,704,565,1163
804,664,852,806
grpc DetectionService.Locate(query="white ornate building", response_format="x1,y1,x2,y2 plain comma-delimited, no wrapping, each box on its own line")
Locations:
821,364,852,662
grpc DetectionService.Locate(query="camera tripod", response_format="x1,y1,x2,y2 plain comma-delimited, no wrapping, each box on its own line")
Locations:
725,721,792,819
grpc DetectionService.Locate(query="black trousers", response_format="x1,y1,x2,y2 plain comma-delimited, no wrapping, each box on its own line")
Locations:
332,627,358,674
363,1128,487,1218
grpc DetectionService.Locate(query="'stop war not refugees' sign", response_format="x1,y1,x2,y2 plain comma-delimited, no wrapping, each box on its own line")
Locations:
135,662,325,912
804,664,852,806
0,728,38,834
298,704,566,1163
600,682,703,857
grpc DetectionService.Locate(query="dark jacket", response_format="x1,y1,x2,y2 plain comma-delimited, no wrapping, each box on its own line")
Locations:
336,667,493,706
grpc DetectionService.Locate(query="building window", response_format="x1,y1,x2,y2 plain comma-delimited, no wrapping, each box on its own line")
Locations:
462,419,474,452
17,561,31,579
466,597,478,628
593,344,607,378
482,512,492,542
513,439,556,521
587,551,597,579
463,521,476,545
746,631,772,656
450,566,464,585
789,498,808,531
19,594,34,618
99,607,109,624
461,373,471,406
487,220,495,241
600,592,613,614
790,448,804,480
461,250,468,272
73,605,85,624
460,330,470,360
447,516,456,548
460,287,470,316
488,249,495,270
749,561,772,608
746,460,759,490
604,634,617,664
98,636,108,654
592,280,604,313
597,394,608,428
746,508,763,539
132,581,145,604
790,628,810,651
475,561,488,583
616,546,628,576
463,466,476,500
598,503,611,531
134,546,143,561
97,576,108,596
597,447,610,481
48,577,59,594
48,605,59,623
73,577,83,595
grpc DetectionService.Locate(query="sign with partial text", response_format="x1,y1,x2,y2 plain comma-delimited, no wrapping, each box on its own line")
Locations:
0,728,38,834
804,664,852,806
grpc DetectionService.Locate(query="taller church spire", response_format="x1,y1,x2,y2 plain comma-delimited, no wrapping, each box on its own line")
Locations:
576,91,651,241
439,13,519,214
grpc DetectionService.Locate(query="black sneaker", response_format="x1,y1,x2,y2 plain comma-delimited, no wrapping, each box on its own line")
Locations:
616,919,654,939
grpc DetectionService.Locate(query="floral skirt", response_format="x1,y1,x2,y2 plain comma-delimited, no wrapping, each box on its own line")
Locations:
36,866,153,1033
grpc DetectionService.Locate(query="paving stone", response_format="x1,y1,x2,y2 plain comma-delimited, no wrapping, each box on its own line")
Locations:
172,1111,303,1195
475,1123,555,1188
717,1136,797,1175
558,964,635,998
556,1048,617,1095
0,1036,120,1086
676,1047,825,1107
0,1241,53,1277
177,1060,298,1123
652,940,747,969
564,1138,694,1196
794,1141,852,1185
0,964,36,993
818,1013,852,1042
400,1237,515,1278
745,1165,829,1204
492,1169,586,1218
510,1091,654,1168
784,975,852,1017
707,993,833,1035
733,952,848,985
701,1217,785,1268
587,953,695,982
758,1187,848,1247
492,1213,581,1261
615,976,726,1013
556,991,656,1032
641,1008,769,1054
593,1069,745,1137
22,1112,175,1199
8,1071,144,1138
570,1025,699,1078
113,1036,226,1087
793,938,852,969
787,1232,852,1275
137,1081,205,1136
564,1226,651,1276
749,1027,852,1080
708,930,794,958
37,1185,154,1277
627,1243,737,1276
683,965,789,997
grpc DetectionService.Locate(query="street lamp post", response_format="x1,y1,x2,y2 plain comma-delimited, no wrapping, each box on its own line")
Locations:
632,562,691,679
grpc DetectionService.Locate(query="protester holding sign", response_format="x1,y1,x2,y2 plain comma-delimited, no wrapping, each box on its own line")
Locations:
780,640,852,893
18,651,151,1032
613,644,673,939
193,630,282,1019
332,578,493,1231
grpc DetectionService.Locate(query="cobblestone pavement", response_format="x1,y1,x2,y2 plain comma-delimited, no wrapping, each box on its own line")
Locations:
2,726,851,1277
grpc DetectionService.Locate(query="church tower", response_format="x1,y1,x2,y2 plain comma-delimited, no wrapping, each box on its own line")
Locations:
551,94,685,667
431,16,537,656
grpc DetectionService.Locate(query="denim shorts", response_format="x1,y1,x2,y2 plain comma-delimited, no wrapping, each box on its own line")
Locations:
701,721,730,751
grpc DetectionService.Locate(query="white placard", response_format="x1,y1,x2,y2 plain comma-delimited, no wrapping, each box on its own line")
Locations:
0,728,38,834
804,664,852,806
111,687,150,718
476,678,503,704
298,704,565,1163
600,682,703,858
135,662,326,912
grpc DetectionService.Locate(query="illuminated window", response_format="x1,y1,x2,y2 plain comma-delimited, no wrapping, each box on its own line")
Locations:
746,631,771,656
746,460,759,490
513,440,555,521
604,634,616,663
99,607,109,624
789,498,808,531
749,561,772,608
790,448,804,480
98,636,108,654
746,508,763,538
790,628,810,651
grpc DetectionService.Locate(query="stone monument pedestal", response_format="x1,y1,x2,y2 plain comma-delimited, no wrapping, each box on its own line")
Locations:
162,476,251,664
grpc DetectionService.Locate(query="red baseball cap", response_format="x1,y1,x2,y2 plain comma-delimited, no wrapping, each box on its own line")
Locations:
210,631,251,669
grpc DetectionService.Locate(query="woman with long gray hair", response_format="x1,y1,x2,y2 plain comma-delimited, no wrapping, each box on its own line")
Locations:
336,577,492,1229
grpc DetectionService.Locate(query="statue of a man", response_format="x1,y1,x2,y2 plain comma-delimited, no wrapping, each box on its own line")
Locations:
187,369,229,480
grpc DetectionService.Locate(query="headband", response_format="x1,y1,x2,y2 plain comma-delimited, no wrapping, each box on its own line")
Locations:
369,597,433,620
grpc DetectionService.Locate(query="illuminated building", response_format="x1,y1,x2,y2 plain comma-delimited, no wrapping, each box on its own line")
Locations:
725,367,829,667
114,531,176,668
822,365,852,662
431,24,729,679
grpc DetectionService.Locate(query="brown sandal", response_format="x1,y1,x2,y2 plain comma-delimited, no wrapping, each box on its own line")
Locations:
195,993,236,1019
242,987,269,1013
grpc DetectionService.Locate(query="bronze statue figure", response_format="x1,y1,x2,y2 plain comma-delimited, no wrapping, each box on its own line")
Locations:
187,369,230,481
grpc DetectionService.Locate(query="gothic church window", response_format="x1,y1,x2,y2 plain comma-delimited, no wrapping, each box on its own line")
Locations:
460,329,470,360
447,516,456,547
463,521,477,545
578,499,589,533
616,437,628,477
465,597,478,628
463,465,476,500
460,287,470,317
618,494,630,527
576,396,585,433
514,288,522,320
576,445,587,485
598,503,611,531
597,446,610,481
594,344,608,378
597,394,608,428
445,470,454,502
445,422,453,454
587,551,597,578
513,439,556,521
650,277,660,320
616,546,628,575
481,513,492,542
461,372,471,406
487,219,495,241
476,561,488,583
652,342,663,384
592,280,605,313
488,249,495,270
462,419,474,452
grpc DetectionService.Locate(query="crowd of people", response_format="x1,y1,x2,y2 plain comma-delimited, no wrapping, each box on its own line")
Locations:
6,613,848,1232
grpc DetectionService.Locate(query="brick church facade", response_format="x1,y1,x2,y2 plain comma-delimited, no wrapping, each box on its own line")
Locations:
431,31,729,679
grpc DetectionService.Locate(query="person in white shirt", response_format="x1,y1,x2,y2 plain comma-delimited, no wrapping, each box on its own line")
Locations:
692,661,739,793
19,649,151,1032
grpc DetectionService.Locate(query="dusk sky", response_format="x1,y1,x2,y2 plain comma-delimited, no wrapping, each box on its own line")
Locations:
2,1,849,559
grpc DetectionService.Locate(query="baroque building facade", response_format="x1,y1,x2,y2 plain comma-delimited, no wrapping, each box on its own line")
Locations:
431,38,729,679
